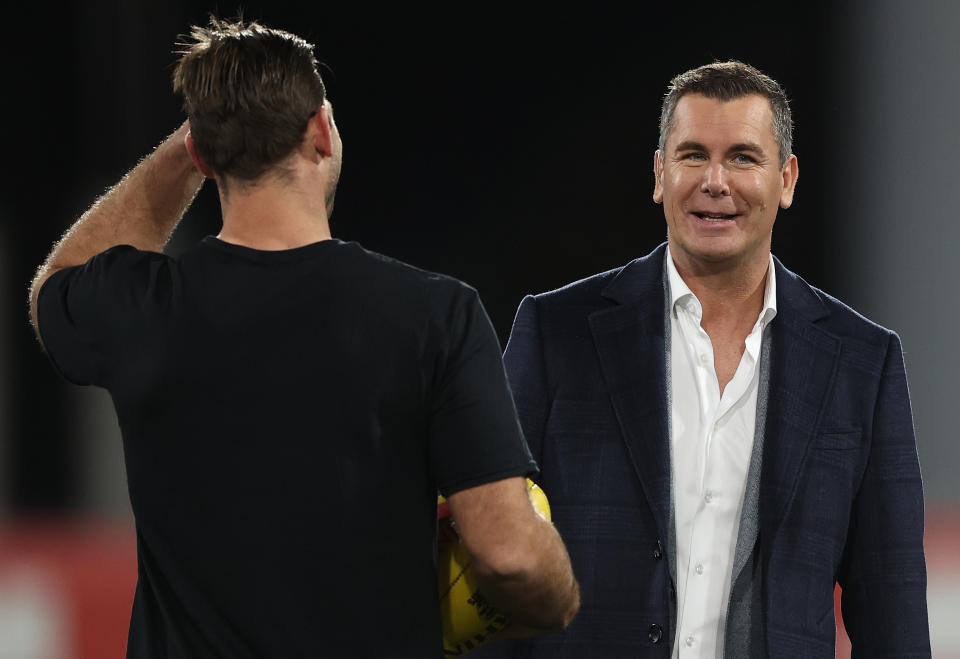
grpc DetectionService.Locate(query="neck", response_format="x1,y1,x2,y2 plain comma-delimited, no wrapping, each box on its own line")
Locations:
216,178,332,250
670,244,770,325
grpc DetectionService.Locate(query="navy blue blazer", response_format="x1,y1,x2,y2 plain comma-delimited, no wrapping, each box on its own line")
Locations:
477,244,929,658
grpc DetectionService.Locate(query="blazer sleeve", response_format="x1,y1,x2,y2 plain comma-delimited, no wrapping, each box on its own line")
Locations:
837,332,931,657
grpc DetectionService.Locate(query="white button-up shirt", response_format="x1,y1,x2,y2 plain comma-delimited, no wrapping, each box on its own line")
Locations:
667,248,777,658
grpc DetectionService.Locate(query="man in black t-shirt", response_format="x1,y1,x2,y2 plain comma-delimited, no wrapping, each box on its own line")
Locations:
29,18,578,658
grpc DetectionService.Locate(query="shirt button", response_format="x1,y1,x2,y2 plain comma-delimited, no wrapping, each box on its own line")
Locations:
699,353,710,364
686,636,695,647
648,624,663,644
695,563,704,575
704,490,713,503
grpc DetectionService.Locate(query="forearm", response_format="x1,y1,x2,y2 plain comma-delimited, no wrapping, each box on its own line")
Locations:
472,516,580,633
447,477,580,634
30,122,204,330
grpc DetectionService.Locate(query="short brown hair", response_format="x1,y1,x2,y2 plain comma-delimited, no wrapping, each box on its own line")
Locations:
173,17,326,185
658,61,792,165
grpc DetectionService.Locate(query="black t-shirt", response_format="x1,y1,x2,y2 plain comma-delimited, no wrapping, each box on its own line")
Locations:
38,237,536,658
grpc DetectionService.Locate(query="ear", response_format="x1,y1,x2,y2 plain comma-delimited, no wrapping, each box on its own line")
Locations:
778,154,799,209
184,131,216,179
308,103,334,159
652,150,665,204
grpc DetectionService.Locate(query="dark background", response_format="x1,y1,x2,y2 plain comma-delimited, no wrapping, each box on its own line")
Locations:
3,1,948,512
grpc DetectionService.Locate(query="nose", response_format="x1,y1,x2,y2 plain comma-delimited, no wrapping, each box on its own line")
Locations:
700,163,730,197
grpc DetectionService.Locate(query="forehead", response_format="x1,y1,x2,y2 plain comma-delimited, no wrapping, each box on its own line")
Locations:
666,93,776,150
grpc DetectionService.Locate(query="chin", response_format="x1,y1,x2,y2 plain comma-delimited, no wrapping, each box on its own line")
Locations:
674,236,741,261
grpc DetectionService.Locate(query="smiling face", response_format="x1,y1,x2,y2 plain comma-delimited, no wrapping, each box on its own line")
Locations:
653,93,798,274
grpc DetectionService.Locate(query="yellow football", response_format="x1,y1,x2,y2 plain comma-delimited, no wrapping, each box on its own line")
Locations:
437,479,551,656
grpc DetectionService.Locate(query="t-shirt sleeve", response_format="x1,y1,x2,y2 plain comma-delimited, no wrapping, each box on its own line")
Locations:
429,284,538,497
37,245,171,386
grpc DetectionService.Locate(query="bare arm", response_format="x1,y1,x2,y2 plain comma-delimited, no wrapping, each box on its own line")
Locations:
446,476,580,635
29,121,205,336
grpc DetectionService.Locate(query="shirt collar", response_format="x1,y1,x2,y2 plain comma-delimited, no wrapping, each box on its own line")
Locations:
665,246,778,326
666,246,697,317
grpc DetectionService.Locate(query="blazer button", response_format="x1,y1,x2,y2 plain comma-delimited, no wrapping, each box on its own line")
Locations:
648,624,663,644
653,540,663,560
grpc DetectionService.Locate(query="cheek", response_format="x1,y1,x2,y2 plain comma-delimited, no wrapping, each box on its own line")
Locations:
664,170,697,201
735,174,775,206
754,179,788,215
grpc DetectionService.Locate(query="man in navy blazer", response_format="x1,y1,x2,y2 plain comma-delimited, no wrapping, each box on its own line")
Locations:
480,62,929,657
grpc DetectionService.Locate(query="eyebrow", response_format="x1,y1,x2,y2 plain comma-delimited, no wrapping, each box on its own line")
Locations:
673,140,707,153
729,142,766,156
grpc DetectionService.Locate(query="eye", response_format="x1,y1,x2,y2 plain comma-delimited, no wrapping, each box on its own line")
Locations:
680,152,707,161
732,153,757,164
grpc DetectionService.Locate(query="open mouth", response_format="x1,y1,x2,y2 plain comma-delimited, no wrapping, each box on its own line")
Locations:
692,212,738,222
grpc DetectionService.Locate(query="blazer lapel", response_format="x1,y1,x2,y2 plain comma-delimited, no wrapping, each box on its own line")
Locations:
760,259,842,531
588,245,672,547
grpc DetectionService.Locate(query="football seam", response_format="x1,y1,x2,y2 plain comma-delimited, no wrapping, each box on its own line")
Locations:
439,558,472,601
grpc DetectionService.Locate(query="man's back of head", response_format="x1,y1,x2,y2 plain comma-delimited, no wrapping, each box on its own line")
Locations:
173,17,341,250
173,18,327,191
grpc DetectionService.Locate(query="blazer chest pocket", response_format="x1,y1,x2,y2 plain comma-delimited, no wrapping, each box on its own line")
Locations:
812,429,862,450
